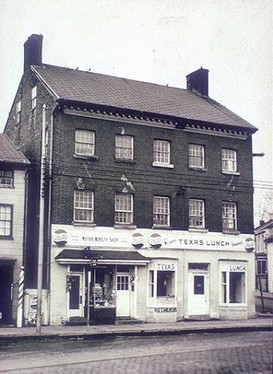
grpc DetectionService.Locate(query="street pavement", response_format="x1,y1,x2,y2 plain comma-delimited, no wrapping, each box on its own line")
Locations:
0,314,272,341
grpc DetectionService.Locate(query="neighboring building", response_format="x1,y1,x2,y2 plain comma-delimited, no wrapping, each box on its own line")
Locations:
4,34,257,325
0,134,30,325
255,215,273,293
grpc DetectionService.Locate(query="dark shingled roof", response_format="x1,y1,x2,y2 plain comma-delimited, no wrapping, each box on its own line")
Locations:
32,64,257,132
0,134,30,165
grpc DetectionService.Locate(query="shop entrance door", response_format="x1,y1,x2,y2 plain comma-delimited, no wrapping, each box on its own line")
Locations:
0,264,13,325
188,272,209,316
69,274,83,318
116,274,130,317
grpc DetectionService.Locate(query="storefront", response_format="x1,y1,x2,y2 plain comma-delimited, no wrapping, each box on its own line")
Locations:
49,225,256,325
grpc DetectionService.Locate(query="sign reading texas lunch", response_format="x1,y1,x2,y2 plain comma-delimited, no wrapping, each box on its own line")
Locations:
52,225,253,251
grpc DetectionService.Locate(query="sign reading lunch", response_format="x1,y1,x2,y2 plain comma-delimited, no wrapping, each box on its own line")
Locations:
52,225,252,251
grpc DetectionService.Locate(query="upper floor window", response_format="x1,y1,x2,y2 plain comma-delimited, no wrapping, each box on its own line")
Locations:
0,204,12,238
115,193,133,224
16,101,21,124
189,144,205,169
222,202,237,231
153,140,173,168
0,170,13,188
73,190,94,223
153,196,170,227
222,149,237,173
31,86,37,110
189,199,205,228
75,130,95,157
115,135,134,160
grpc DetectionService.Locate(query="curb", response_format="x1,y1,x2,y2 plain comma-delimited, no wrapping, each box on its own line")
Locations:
0,324,272,342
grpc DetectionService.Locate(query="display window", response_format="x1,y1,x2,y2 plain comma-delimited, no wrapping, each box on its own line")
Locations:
220,264,246,304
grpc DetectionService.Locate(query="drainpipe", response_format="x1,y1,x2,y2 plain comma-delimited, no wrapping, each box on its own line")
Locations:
36,104,47,334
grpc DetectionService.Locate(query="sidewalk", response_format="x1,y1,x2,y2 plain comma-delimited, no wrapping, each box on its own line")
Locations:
0,315,272,341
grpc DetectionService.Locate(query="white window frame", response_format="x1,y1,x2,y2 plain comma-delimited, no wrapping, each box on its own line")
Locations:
31,86,37,110
16,101,21,124
75,130,95,157
222,149,237,173
222,202,237,231
0,170,13,188
115,135,134,160
73,190,94,223
189,144,205,169
0,204,12,238
115,193,133,224
153,140,173,168
153,196,170,227
221,270,246,305
189,199,205,228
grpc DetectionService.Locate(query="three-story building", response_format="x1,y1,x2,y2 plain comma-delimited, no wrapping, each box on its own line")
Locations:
4,34,257,325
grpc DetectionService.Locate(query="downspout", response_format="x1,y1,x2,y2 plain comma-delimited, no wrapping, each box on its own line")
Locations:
22,167,29,326
36,104,47,334
46,102,56,325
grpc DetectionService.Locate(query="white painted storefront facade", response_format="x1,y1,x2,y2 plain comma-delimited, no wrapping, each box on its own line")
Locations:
49,225,256,325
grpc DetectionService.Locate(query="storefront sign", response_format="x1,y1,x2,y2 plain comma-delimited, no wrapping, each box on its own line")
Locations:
52,225,253,251
154,307,177,313
157,263,175,271
229,265,247,272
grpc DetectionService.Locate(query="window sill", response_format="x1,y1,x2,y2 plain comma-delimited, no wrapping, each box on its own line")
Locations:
152,162,174,169
114,224,137,229
74,154,98,161
219,303,247,307
189,167,207,172
0,236,13,240
222,171,240,176
222,229,241,235
0,185,14,189
72,222,96,227
188,227,208,233
114,159,136,164
152,225,173,230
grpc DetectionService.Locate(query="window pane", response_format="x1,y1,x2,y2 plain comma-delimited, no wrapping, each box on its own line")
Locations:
0,170,13,187
75,130,95,156
153,140,170,164
156,271,174,297
222,202,237,230
0,205,12,237
73,190,93,222
153,196,170,226
194,275,205,294
222,149,237,172
115,136,133,160
189,144,204,168
115,194,133,224
189,199,204,228
229,272,245,303
221,272,227,303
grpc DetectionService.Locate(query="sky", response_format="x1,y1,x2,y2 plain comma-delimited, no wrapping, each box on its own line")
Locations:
0,0,272,224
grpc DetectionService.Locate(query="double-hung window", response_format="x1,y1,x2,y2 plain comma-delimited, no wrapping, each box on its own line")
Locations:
189,199,205,228
222,149,237,173
189,144,205,169
153,140,172,167
153,196,170,227
75,130,95,157
73,190,94,223
222,202,237,231
31,86,37,110
0,204,12,238
115,193,133,224
115,135,134,160
16,101,21,124
0,170,13,188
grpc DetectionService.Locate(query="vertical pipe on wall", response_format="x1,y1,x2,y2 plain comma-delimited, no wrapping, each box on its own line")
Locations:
36,104,46,334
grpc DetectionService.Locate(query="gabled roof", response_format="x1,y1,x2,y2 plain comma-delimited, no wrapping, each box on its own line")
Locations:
0,134,30,166
32,64,257,132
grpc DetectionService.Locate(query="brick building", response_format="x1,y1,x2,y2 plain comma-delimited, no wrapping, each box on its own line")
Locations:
0,134,30,325
4,34,257,325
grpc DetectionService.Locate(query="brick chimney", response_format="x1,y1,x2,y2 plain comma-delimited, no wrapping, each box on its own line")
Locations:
24,34,43,72
186,67,209,96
